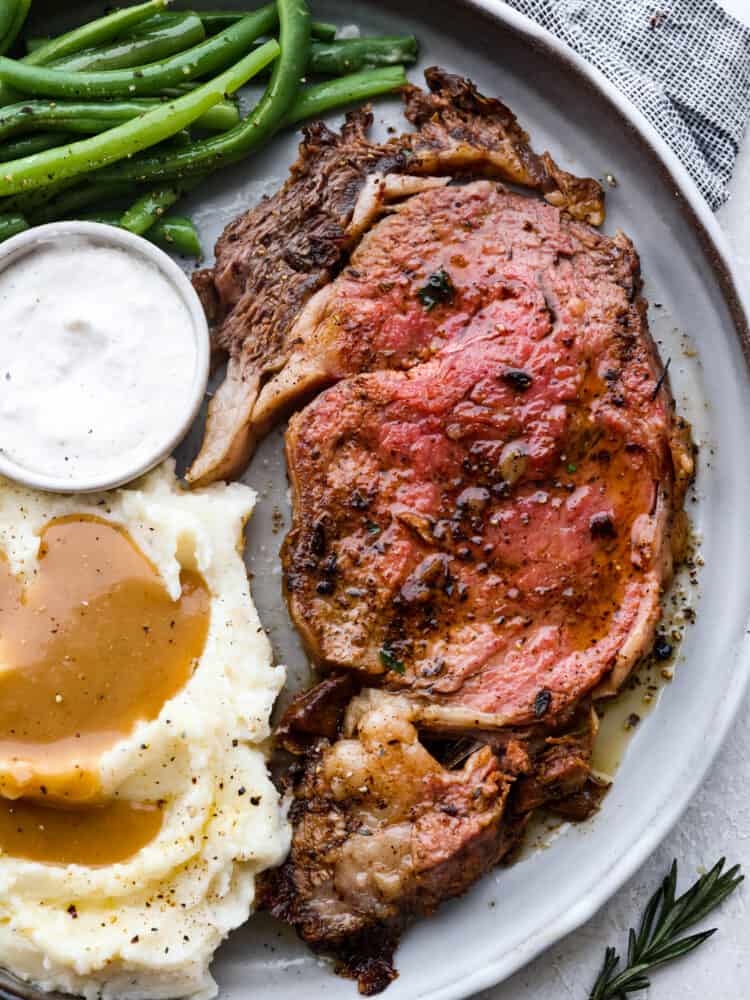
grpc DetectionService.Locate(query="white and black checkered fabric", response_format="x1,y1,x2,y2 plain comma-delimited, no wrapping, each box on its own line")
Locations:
504,0,750,209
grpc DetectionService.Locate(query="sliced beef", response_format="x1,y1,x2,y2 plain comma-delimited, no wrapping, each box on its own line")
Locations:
260,169,689,992
260,691,519,995
281,181,693,729
188,68,605,486
193,68,691,993
261,689,602,993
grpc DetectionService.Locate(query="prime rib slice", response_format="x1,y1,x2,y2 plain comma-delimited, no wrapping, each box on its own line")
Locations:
260,688,602,995
187,68,605,486
281,180,693,729
191,67,691,993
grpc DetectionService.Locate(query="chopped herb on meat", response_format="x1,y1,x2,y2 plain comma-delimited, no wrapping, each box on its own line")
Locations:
533,688,552,717
379,646,405,674
417,269,455,310
501,368,533,391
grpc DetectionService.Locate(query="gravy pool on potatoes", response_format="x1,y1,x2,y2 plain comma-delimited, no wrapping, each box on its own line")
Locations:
0,466,287,1000
0,516,210,866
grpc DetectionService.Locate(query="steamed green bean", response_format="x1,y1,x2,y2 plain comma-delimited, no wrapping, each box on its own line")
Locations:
0,130,71,160
0,1,30,57
0,9,277,99
24,1,169,66
283,65,408,125
83,211,202,257
94,0,311,184
0,210,27,240
0,39,280,196
149,214,202,256
143,10,335,41
47,15,206,73
308,36,418,75
0,97,239,142
120,176,203,235
29,180,140,224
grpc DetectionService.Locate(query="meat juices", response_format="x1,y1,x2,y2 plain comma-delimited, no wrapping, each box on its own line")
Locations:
193,70,692,992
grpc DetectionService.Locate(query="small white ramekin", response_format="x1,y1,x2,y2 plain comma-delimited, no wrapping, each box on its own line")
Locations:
0,221,210,494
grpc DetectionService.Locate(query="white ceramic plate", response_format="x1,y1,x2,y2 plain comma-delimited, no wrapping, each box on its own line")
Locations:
6,2,750,999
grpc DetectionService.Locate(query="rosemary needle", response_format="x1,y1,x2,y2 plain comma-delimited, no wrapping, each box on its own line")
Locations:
589,857,743,999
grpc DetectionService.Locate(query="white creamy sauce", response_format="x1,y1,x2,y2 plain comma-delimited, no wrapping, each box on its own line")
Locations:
0,237,197,482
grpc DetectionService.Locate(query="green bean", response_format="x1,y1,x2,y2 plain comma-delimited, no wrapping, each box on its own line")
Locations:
0,210,27,240
284,65,408,125
0,6,18,53
0,98,239,142
0,1,172,106
153,11,334,41
120,187,180,235
311,21,337,42
0,176,79,215
24,38,47,55
29,180,141,225
0,39,280,196
191,99,239,132
0,1,30,57
82,210,202,257
0,9,278,100
247,36,419,79
163,128,192,149
0,130,71,161
0,126,193,179
47,15,206,74
308,37,418,75
95,0,311,184
120,176,203,235
150,214,201,256
24,2,170,67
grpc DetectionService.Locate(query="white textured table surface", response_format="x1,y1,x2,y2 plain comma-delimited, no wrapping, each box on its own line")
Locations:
483,7,750,997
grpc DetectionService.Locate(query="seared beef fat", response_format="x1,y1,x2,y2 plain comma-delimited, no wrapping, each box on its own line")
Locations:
261,690,602,995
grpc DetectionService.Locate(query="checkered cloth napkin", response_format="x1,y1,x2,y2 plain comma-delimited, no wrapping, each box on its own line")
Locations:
504,0,750,208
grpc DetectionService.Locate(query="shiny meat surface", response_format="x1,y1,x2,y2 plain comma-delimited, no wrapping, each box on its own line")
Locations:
188,69,604,486
260,692,516,994
262,689,603,993
283,182,692,728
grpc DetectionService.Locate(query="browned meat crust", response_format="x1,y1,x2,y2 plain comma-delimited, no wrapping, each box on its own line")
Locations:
260,691,602,994
402,69,604,224
276,673,358,752
187,69,605,486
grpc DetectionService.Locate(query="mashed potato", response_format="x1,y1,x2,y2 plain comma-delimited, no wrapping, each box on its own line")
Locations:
0,462,289,999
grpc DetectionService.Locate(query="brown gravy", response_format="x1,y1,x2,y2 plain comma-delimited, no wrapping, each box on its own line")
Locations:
0,797,164,866
0,515,209,814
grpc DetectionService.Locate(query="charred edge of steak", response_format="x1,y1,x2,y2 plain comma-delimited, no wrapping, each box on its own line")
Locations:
259,857,399,997
329,928,400,997
262,689,604,993
276,672,359,752
258,839,400,997
403,68,605,225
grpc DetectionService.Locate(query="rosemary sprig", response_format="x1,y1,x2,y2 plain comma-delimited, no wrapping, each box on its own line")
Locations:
589,858,743,999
